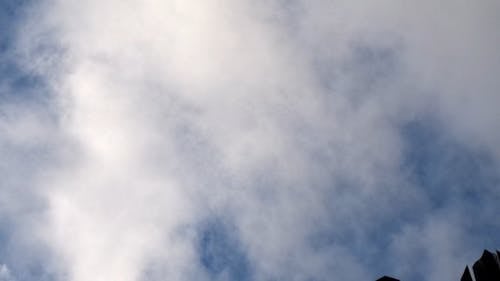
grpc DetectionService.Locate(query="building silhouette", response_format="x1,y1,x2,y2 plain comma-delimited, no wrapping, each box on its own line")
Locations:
464,250,500,281
377,249,500,281
376,276,399,281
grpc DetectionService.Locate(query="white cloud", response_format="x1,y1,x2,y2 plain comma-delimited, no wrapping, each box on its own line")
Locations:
2,0,499,280
0,264,14,281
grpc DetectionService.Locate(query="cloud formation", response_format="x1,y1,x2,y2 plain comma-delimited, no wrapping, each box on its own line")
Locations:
0,264,14,281
1,0,499,281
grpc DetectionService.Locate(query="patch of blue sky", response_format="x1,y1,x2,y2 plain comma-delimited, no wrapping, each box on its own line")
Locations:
313,39,402,103
0,0,28,49
400,118,500,246
0,216,56,281
401,120,498,208
305,115,500,281
197,218,253,281
0,0,50,105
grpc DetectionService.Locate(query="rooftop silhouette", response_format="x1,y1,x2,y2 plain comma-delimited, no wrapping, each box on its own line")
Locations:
377,249,500,281
376,276,399,281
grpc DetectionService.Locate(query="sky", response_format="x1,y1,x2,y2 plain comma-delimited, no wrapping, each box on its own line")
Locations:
0,1,500,281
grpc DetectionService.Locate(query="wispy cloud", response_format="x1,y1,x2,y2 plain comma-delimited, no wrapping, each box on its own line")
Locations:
0,264,14,281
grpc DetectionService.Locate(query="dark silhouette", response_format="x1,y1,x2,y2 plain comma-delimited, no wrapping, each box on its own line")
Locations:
376,276,399,281
376,249,500,281
460,266,473,281
470,250,500,281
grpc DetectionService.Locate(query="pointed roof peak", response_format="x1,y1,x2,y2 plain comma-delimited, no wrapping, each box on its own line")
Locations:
460,266,473,281
481,249,494,258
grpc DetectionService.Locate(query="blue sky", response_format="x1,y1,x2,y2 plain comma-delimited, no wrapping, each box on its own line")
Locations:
1,1,500,281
